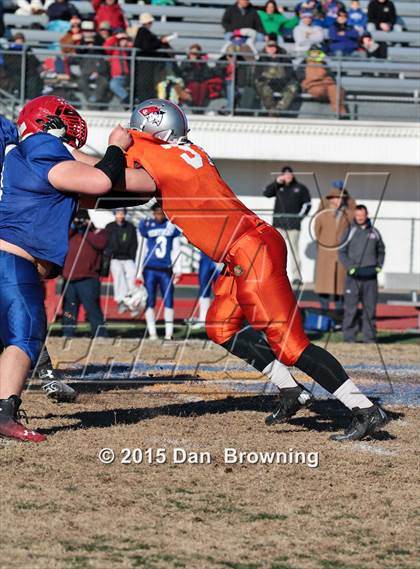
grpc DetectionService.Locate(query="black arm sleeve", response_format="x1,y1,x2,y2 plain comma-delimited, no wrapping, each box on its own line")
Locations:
94,145,125,187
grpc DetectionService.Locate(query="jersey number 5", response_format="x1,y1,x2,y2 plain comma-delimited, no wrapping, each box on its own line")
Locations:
162,143,214,170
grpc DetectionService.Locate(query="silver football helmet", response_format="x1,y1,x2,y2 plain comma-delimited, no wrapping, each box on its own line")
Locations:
130,99,189,144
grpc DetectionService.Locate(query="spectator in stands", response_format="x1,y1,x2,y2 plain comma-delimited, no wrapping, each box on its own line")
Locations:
60,15,83,55
105,208,139,316
77,32,110,106
339,204,385,343
258,1,299,42
300,46,347,115
180,44,216,108
222,0,264,40
293,11,324,55
367,0,400,32
81,19,97,44
156,66,193,106
360,30,387,58
321,0,345,27
15,0,45,16
62,210,108,338
47,0,80,22
96,21,113,45
295,0,321,15
134,12,171,102
106,30,132,104
255,40,298,115
5,33,43,98
328,9,360,55
264,165,311,285
134,12,170,55
314,182,355,312
219,43,257,111
92,0,126,32
348,0,368,34
295,0,325,26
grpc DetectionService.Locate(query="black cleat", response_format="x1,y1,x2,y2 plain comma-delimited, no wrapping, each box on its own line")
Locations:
31,354,77,403
330,404,388,442
41,379,77,403
265,386,312,426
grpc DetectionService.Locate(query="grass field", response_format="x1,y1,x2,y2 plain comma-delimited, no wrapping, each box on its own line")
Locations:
1,338,419,569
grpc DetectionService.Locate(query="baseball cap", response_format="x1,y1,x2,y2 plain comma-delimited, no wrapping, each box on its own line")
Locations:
98,21,112,30
300,10,313,18
332,180,344,190
281,166,293,173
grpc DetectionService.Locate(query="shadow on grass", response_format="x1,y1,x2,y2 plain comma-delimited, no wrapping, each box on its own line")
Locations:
37,394,403,439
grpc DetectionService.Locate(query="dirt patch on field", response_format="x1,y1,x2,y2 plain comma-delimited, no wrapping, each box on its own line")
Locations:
45,337,420,375
1,388,418,569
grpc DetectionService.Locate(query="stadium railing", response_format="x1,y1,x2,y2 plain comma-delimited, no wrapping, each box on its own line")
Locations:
0,45,418,122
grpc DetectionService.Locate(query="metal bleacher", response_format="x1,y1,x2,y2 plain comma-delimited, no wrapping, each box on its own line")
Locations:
2,0,420,121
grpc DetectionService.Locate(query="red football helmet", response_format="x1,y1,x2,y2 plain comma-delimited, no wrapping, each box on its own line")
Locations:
17,96,88,149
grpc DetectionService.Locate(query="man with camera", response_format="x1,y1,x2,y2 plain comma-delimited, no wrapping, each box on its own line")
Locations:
339,204,385,343
263,165,311,286
62,209,108,337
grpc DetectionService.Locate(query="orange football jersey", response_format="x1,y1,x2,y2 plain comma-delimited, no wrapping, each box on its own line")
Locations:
126,131,261,262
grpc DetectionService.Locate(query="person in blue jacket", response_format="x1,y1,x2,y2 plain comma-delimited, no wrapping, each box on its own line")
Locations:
348,0,368,34
328,9,360,55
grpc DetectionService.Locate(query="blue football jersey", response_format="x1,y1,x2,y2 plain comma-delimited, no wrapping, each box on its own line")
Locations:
0,132,78,267
139,218,181,270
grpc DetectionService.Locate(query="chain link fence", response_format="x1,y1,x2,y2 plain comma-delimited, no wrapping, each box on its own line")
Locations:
0,44,418,121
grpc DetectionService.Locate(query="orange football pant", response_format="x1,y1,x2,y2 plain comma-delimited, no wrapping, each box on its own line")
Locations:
205,223,310,366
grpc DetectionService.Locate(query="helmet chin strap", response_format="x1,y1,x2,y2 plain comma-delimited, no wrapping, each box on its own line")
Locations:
42,115,67,140
47,127,67,140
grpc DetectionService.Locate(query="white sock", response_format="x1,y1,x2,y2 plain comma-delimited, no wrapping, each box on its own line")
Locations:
333,379,373,410
263,359,297,389
145,307,157,338
164,307,174,338
198,296,211,323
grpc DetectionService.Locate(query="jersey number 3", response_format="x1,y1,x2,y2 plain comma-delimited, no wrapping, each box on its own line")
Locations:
162,143,214,170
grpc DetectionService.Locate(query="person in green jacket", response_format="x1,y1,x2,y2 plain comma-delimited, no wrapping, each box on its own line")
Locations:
258,0,299,41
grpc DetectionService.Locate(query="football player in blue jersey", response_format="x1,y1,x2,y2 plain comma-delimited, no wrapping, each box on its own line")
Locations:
0,95,133,442
139,203,182,340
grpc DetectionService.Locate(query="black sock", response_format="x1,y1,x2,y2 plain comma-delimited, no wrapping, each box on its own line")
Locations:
295,343,349,394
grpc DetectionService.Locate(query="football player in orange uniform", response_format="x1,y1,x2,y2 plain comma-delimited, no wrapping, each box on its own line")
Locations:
110,99,388,442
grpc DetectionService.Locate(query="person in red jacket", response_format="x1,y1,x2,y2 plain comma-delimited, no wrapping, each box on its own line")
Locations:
62,209,108,337
92,0,126,31
104,30,132,103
